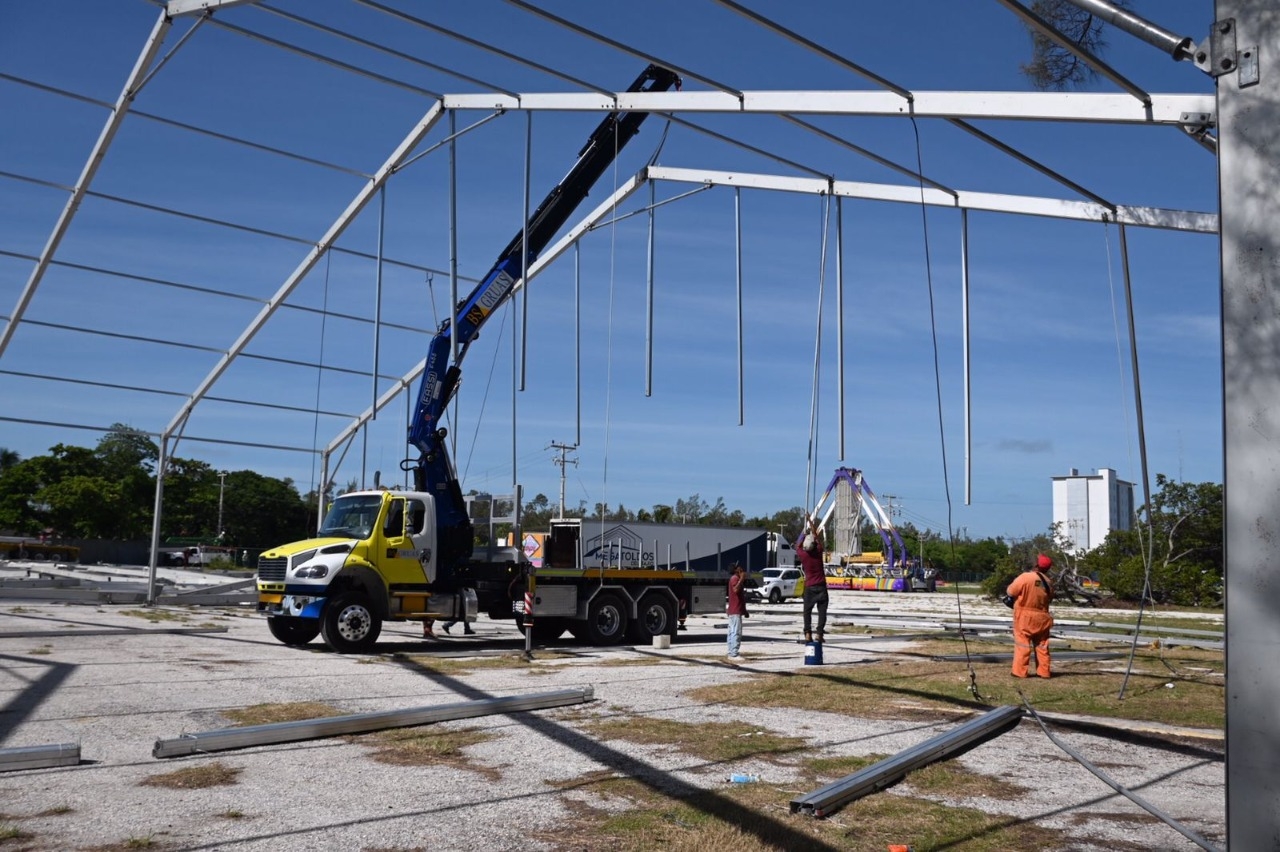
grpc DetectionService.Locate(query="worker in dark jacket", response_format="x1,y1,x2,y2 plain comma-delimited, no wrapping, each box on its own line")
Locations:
1008,553,1055,678
797,523,828,644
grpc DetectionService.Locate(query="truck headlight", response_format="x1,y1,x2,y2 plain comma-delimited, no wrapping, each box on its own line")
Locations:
295,564,329,580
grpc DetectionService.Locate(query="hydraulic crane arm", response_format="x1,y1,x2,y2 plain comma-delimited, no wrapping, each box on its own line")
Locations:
406,64,680,574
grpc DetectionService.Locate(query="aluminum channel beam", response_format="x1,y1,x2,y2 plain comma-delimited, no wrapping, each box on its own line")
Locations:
443,90,1212,124
790,705,1023,817
647,166,1217,233
153,686,593,758
0,743,80,772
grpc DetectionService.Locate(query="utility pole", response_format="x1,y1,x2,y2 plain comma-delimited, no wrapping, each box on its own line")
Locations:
217,471,228,540
549,441,578,518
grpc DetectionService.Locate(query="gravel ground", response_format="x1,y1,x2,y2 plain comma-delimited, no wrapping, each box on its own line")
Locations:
0,579,1224,851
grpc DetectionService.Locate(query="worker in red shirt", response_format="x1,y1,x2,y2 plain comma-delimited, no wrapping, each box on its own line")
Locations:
1007,553,1055,678
726,561,749,660
796,523,828,645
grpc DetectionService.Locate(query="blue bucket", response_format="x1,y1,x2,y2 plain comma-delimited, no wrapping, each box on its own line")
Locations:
804,641,824,666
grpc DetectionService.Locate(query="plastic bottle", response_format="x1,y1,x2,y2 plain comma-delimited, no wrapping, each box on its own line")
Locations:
728,773,760,783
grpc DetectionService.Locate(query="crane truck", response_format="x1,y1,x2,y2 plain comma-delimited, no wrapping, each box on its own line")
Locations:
256,65,742,653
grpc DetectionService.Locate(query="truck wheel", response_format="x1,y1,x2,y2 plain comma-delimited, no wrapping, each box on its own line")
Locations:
320,592,382,653
768,588,782,604
585,593,628,646
626,594,674,643
267,616,320,646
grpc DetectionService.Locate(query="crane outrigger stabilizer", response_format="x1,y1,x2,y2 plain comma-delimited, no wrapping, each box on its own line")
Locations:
405,64,681,579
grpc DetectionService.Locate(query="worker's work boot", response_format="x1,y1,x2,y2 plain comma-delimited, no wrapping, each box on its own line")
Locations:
804,632,812,644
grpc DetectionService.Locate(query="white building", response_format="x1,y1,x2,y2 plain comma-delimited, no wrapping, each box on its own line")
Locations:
1051,468,1135,553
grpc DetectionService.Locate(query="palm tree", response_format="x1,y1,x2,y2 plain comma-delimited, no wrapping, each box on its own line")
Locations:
0,448,19,472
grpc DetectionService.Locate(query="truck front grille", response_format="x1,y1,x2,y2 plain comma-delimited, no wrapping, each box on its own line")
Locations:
257,557,287,583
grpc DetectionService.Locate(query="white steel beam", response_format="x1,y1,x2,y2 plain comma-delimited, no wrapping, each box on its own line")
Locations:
646,166,1218,233
0,10,172,360
154,687,594,757
442,90,1213,125
0,743,80,772
166,0,259,16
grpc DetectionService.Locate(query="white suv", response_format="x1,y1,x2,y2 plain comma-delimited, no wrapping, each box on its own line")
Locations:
757,567,804,604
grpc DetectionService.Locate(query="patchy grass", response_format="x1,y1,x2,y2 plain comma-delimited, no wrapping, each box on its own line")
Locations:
35,805,73,817
687,639,1224,730
7,606,31,613
119,609,189,624
214,810,248,820
222,702,343,727
0,823,35,843
541,769,1069,852
27,646,51,656
580,716,808,766
353,727,498,777
139,761,241,790
905,760,1029,800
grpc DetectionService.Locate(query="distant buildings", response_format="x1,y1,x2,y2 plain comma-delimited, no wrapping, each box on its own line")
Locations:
1051,468,1135,553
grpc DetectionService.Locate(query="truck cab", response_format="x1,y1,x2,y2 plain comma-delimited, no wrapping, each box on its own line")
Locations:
256,490,507,652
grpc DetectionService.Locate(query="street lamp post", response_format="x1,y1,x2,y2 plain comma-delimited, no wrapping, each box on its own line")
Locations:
217,471,228,539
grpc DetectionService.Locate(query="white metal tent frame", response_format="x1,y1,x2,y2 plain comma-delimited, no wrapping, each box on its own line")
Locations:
1,2,1271,844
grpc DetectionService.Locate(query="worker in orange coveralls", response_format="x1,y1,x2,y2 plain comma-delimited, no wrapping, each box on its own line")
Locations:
1008,553,1055,678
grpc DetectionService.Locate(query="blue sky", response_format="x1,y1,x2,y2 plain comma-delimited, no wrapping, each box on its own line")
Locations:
0,1,1220,541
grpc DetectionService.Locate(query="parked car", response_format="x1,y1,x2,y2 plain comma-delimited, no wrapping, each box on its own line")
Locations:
756,567,804,604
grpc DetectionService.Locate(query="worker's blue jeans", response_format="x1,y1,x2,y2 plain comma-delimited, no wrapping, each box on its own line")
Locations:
726,614,743,656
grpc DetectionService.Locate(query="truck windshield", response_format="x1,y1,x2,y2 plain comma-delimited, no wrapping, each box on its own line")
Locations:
319,495,383,539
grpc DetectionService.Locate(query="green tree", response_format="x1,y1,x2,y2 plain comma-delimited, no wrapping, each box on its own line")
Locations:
1084,475,1222,605
1019,0,1134,90
0,448,19,472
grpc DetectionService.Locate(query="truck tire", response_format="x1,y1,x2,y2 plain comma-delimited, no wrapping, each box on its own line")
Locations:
626,594,675,643
768,588,782,604
585,592,628,646
267,616,320,646
320,592,382,653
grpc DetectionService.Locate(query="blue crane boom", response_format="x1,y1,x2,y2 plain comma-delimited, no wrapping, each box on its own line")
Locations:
405,64,680,575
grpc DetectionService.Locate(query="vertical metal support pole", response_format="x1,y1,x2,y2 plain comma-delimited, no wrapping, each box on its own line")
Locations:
574,242,582,446
318,451,329,535
960,209,972,505
360,423,368,490
448,110,459,459
835,196,845,458
735,187,744,425
512,292,519,532
404,392,411,489
1117,224,1152,519
1218,1,1280,845
646,179,656,396
520,112,531,391
145,434,171,605
372,186,385,422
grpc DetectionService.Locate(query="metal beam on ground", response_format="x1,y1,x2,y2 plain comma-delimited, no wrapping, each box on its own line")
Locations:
790,705,1023,817
0,743,80,772
0,627,227,639
153,686,594,758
